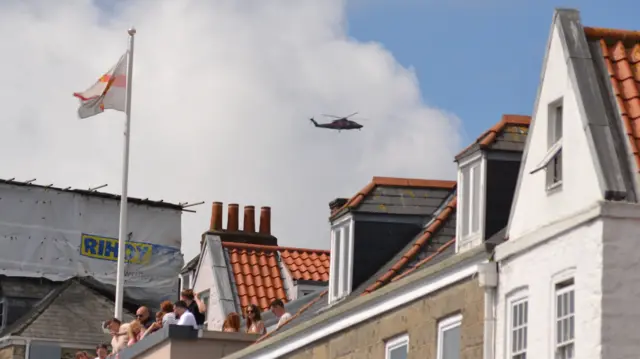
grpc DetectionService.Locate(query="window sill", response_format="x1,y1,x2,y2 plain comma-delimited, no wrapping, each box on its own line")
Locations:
546,181,563,195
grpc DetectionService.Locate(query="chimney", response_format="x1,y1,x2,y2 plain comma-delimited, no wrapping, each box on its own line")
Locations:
329,198,348,214
259,207,271,235
243,206,255,233
227,203,239,231
210,202,223,231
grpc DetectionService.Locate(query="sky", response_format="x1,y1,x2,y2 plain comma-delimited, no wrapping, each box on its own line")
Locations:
0,0,637,262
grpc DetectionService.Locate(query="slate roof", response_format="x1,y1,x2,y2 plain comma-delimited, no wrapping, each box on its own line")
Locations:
584,27,640,172
456,114,531,160
221,242,330,311
330,176,456,219
1,277,136,343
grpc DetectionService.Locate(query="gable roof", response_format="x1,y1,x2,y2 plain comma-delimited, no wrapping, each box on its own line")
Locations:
221,242,330,311
1,278,136,343
584,26,640,175
330,176,456,219
455,114,531,160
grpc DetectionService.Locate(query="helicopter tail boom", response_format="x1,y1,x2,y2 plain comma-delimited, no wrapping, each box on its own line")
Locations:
309,118,319,127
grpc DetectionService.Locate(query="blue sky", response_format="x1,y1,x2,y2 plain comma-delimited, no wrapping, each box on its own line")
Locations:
347,0,640,145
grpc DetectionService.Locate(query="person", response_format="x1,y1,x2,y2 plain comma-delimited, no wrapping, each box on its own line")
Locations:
174,300,198,329
94,343,108,359
127,320,143,347
74,351,90,359
105,318,129,354
141,312,164,339
180,289,206,327
135,306,154,329
159,300,178,326
269,299,292,329
244,304,265,335
222,312,241,332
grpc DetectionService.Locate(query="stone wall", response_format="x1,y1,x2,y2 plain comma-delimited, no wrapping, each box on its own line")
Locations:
284,278,484,359
0,345,25,359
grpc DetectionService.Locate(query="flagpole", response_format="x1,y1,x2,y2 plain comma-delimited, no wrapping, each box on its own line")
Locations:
114,27,136,320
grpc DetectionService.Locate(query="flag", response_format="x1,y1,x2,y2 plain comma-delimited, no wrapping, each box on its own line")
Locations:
73,52,128,119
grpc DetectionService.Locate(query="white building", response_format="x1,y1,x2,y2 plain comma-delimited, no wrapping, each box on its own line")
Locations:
494,9,640,359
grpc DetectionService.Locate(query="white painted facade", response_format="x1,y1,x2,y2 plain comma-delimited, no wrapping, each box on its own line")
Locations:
507,24,603,242
328,214,354,304
495,13,640,359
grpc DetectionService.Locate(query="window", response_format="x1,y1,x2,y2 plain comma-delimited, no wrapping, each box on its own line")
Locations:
0,298,5,331
509,297,528,359
181,273,191,291
199,290,210,329
547,103,563,188
328,218,353,303
458,155,483,244
555,279,574,359
385,334,409,359
437,314,462,359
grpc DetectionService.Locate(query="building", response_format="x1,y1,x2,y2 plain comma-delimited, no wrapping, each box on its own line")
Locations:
223,114,529,359
0,277,138,359
494,9,640,359
181,202,331,331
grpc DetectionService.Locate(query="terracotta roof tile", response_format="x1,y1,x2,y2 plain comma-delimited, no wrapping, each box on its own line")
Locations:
331,176,456,218
361,196,457,295
585,27,640,172
223,242,330,311
390,238,456,283
455,114,531,159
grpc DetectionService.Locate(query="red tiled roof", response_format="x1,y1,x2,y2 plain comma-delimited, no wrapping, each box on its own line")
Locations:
222,242,330,311
584,27,640,171
456,114,531,158
280,248,330,282
361,195,457,295
391,238,456,283
332,176,456,218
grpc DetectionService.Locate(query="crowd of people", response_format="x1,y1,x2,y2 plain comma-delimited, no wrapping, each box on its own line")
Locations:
73,290,293,358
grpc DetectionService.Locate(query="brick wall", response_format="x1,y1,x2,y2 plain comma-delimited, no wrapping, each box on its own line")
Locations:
0,345,25,359
283,278,484,359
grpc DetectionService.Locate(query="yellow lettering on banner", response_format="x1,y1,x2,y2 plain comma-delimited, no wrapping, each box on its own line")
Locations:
80,234,152,265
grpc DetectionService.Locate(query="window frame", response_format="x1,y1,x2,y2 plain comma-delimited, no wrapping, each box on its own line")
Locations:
546,100,563,190
507,295,529,359
198,289,210,329
0,297,5,331
328,215,354,304
554,279,575,359
436,313,463,359
385,334,409,359
456,153,486,251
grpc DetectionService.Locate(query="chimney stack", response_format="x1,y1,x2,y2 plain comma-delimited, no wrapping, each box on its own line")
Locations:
259,206,271,235
243,206,255,233
210,202,223,230
227,203,239,231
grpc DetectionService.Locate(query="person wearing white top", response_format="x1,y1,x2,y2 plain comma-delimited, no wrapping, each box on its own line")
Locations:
162,312,178,326
174,301,199,329
270,299,293,329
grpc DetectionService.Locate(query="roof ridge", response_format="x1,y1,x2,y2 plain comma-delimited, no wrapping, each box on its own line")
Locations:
361,194,458,295
456,114,531,159
222,241,330,254
390,237,456,283
254,290,328,344
584,27,640,42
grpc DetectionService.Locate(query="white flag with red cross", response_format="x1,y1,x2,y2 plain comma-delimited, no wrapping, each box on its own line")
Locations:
73,52,128,119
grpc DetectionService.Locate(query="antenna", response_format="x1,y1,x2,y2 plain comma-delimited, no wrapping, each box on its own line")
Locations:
24,179,36,184
88,184,108,192
181,201,205,208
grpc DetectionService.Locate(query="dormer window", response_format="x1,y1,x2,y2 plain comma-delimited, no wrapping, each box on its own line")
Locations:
328,216,354,304
530,99,563,191
457,153,486,250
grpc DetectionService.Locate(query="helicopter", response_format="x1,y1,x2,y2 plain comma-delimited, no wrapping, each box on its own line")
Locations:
309,112,364,132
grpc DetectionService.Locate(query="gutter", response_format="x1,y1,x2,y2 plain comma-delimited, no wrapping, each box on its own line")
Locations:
478,262,498,359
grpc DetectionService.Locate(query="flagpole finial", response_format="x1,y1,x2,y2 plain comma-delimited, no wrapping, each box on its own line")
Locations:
128,27,136,36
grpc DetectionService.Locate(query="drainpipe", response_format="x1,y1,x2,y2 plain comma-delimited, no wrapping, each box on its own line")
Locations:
478,262,498,359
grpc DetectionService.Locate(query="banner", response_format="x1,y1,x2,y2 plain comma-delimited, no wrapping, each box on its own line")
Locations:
0,182,184,304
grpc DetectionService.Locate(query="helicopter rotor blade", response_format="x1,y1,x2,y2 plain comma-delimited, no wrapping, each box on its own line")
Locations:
344,111,359,118
322,114,342,119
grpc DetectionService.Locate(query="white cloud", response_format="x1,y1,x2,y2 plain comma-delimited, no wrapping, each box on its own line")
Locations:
0,0,462,261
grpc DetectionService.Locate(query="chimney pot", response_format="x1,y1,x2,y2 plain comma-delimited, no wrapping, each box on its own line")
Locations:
210,202,223,231
227,203,239,231
243,206,256,233
259,206,271,235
